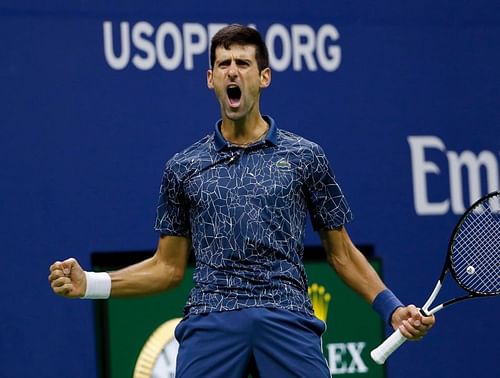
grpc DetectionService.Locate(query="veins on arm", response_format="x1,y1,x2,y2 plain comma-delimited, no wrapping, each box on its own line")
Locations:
109,235,191,297
320,226,385,303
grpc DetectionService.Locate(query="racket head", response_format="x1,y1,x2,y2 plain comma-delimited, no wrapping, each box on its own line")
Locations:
448,191,500,296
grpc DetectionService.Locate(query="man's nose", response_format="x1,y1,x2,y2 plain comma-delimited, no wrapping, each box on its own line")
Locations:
228,62,238,80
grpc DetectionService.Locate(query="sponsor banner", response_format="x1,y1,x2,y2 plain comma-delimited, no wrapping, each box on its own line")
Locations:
408,136,499,215
103,21,341,72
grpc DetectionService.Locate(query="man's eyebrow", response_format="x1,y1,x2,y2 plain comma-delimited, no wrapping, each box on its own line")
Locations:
235,58,251,64
216,56,252,65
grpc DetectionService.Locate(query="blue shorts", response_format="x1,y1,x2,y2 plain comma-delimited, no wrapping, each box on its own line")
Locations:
174,307,330,378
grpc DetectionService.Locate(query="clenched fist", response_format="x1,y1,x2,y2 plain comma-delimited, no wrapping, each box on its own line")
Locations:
48,258,86,298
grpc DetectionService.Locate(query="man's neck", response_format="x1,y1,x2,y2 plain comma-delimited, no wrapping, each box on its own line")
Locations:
220,113,269,146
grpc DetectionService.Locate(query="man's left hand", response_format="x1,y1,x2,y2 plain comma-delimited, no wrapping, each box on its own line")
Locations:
391,305,435,340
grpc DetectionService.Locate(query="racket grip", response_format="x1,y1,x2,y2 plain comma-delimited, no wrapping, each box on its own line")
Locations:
370,328,407,365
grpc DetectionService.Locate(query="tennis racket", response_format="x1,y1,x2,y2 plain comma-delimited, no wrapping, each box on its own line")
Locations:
370,190,500,365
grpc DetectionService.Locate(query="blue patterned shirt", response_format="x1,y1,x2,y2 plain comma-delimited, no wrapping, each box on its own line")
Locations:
155,116,352,316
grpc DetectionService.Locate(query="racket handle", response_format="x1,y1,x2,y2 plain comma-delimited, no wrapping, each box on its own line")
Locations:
370,328,407,365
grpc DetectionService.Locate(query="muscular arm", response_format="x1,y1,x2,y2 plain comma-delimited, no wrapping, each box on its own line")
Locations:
319,226,435,339
49,235,191,298
109,235,191,297
319,226,385,303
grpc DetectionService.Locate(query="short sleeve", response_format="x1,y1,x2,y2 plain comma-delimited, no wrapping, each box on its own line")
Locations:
304,144,353,230
154,161,191,236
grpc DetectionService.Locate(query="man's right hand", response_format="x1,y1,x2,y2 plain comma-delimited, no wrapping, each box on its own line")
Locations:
48,258,86,298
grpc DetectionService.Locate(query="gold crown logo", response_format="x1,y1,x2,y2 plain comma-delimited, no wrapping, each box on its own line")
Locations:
308,283,331,322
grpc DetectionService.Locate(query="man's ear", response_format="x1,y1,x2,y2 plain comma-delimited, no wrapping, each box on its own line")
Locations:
260,67,271,89
207,69,214,89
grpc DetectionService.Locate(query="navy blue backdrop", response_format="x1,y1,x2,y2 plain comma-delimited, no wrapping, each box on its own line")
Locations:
1,1,499,377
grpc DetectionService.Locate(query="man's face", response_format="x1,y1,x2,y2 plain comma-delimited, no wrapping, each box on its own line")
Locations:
207,44,271,122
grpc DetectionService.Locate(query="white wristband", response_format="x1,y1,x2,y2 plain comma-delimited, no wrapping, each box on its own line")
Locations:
82,271,112,299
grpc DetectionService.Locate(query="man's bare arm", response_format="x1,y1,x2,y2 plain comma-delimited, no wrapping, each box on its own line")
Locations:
109,235,191,296
319,226,434,339
49,235,191,298
319,226,384,302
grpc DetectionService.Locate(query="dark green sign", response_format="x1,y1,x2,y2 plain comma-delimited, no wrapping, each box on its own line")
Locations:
93,248,385,377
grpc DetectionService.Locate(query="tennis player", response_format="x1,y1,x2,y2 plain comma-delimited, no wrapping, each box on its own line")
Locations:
49,24,435,377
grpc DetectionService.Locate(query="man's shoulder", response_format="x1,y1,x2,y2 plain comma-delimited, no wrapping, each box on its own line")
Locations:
276,128,323,153
179,133,215,156
165,133,215,170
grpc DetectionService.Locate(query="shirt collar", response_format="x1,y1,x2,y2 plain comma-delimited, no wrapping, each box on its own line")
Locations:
213,115,278,151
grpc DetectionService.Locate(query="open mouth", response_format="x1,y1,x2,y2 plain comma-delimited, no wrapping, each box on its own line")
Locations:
227,85,242,107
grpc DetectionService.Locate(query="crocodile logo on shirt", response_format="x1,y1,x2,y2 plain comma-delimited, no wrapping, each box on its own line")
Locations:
276,159,291,169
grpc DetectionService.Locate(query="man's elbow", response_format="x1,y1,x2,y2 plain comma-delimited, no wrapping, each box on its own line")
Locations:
326,250,350,272
153,262,186,292
168,267,185,289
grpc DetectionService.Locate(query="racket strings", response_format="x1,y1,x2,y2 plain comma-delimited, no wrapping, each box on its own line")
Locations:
456,212,499,287
451,195,500,295
454,229,498,293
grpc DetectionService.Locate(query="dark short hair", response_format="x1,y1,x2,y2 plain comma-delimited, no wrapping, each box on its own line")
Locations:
210,24,269,72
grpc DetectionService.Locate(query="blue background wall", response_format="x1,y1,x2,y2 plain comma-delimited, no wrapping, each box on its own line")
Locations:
1,1,499,377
